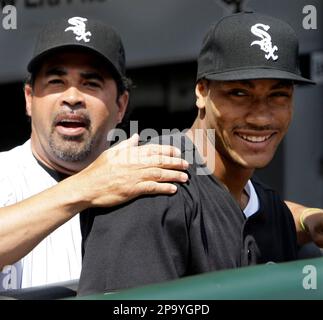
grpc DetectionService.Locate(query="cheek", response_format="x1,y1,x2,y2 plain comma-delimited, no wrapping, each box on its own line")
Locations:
30,97,54,128
88,98,119,128
211,111,237,140
208,114,236,151
277,108,293,133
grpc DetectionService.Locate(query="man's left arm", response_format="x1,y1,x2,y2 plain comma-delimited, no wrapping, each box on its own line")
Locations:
285,201,323,247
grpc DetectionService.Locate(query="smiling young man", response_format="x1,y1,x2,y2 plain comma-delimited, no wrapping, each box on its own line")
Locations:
0,17,190,290
189,78,294,208
78,12,321,296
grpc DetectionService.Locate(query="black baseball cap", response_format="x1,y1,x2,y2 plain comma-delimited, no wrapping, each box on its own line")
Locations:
27,16,126,85
197,12,315,84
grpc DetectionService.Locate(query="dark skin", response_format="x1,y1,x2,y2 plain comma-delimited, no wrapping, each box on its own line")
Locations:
187,79,323,247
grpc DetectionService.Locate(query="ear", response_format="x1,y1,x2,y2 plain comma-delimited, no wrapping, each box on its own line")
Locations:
116,91,129,124
24,84,33,117
195,80,209,110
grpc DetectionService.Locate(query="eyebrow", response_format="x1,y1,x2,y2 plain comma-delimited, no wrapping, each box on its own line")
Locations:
44,67,105,82
220,80,255,88
270,80,293,90
80,71,105,82
219,80,293,89
45,67,67,77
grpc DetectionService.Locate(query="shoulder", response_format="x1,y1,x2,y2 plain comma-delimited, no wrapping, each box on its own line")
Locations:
251,176,276,193
87,185,191,229
0,142,32,205
0,140,33,170
0,141,30,182
251,176,284,203
149,132,237,210
0,140,42,181
251,176,290,215
0,140,56,204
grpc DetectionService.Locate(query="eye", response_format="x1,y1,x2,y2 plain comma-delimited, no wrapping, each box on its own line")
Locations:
84,81,102,88
270,91,291,98
48,78,64,85
227,89,249,97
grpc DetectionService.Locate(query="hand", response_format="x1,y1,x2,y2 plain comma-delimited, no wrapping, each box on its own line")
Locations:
303,210,323,248
70,134,189,208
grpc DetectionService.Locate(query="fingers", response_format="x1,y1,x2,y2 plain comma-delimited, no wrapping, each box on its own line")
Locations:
139,155,189,170
108,142,188,169
123,167,189,200
141,168,188,183
135,181,179,195
112,134,140,151
126,133,140,147
111,137,181,158
136,144,182,158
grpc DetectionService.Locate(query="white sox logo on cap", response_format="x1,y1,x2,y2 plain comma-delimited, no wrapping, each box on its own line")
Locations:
65,17,92,43
250,23,278,61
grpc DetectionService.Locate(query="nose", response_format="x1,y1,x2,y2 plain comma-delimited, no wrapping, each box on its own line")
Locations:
245,98,273,127
60,86,85,110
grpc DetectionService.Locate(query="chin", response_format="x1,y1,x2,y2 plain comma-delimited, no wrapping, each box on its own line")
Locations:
240,156,274,169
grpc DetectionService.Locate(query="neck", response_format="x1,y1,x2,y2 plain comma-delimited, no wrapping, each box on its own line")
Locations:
186,117,254,209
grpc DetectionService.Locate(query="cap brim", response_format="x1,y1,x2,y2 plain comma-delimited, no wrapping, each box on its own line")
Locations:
27,44,123,83
202,68,315,85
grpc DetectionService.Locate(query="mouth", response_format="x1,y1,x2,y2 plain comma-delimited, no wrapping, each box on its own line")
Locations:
236,133,274,143
234,130,278,149
54,114,90,136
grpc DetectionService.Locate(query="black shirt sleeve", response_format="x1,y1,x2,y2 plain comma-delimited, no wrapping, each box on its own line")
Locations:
78,188,192,295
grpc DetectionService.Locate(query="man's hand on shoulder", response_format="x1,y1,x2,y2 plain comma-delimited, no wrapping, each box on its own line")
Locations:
70,134,189,208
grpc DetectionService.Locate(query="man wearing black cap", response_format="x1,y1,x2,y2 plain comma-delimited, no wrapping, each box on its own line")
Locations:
0,17,189,290
78,12,322,296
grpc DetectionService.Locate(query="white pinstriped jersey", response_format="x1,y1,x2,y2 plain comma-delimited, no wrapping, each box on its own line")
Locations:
0,140,81,290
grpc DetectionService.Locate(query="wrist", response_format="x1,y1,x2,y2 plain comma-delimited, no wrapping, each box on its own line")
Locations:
57,176,91,213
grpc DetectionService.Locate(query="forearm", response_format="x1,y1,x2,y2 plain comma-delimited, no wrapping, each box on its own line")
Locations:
0,140,190,269
286,200,323,247
0,176,86,269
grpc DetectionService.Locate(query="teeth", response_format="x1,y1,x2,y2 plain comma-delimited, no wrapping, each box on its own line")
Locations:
239,134,271,143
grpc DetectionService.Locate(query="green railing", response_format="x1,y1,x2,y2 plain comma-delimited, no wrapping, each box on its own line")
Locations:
76,257,323,300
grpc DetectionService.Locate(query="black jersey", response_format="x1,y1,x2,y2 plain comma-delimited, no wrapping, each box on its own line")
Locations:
78,134,297,296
